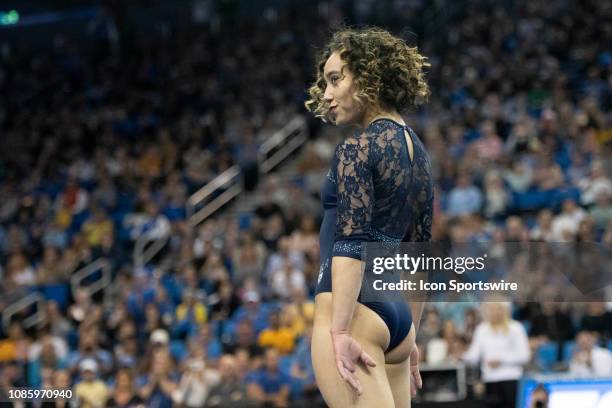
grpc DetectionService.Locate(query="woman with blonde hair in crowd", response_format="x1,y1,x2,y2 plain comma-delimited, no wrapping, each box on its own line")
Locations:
462,301,530,408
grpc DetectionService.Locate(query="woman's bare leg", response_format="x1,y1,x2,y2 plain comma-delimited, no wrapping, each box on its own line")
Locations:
383,325,415,408
312,292,395,408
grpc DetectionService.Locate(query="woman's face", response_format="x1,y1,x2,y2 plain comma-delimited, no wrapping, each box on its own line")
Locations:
54,370,70,388
486,303,507,325
116,370,132,388
323,52,363,126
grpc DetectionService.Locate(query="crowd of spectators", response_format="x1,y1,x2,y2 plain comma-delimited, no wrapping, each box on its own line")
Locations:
0,0,611,406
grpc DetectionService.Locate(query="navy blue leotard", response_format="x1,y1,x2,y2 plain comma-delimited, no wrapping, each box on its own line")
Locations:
316,118,434,352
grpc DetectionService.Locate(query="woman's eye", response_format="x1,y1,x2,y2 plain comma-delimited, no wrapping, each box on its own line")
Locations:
331,76,339,85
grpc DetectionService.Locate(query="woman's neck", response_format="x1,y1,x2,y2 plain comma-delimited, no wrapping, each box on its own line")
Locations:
360,107,404,129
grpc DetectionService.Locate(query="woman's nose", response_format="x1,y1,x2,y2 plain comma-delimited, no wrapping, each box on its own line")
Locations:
323,86,333,102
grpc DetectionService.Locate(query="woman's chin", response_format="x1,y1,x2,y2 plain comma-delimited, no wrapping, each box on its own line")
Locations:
332,114,348,126
331,113,357,127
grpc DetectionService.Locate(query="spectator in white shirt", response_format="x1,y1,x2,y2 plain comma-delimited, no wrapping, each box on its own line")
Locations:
569,331,612,377
483,171,509,219
550,199,586,242
530,209,555,242
126,201,170,242
173,357,220,407
463,302,530,408
579,160,612,206
270,259,306,300
447,173,484,216
503,161,533,193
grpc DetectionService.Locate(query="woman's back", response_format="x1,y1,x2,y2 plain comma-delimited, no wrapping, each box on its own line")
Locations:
317,118,434,299
330,118,434,261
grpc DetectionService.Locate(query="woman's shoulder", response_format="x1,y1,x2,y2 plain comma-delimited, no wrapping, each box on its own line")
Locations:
509,319,528,333
333,118,413,162
333,132,371,159
365,118,407,135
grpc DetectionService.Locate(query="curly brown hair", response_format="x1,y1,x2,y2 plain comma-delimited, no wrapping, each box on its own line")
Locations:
305,27,430,121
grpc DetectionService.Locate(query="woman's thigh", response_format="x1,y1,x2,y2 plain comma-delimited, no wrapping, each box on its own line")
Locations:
312,293,395,408
383,327,416,408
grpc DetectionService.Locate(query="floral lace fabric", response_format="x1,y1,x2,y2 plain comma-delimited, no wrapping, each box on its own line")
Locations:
331,118,434,259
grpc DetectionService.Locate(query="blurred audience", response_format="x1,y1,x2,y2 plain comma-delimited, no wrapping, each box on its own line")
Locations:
568,331,612,377
0,0,611,406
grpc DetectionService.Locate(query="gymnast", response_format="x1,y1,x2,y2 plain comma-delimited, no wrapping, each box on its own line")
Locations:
305,27,434,407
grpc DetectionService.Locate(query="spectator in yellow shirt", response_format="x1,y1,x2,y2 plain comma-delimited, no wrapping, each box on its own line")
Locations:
176,289,208,325
281,287,314,337
257,310,296,355
81,207,114,247
0,322,29,362
75,358,108,408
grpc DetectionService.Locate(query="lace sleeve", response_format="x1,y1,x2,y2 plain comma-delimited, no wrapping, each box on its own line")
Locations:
414,192,433,242
332,136,372,260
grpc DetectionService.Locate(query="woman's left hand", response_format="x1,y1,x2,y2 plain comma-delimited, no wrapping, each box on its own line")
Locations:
330,330,376,395
410,345,423,396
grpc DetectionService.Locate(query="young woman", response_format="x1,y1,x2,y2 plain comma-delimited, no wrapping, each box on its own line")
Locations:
305,27,433,407
463,302,530,408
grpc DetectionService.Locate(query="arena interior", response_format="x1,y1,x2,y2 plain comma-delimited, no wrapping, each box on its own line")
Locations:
0,1,611,407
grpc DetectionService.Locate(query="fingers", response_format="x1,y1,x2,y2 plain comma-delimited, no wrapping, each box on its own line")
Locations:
410,367,423,397
337,359,362,394
414,369,423,388
347,376,362,395
342,364,363,395
360,350,377,367
345,359,356,372
412,368,423,389
331,335,376,396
